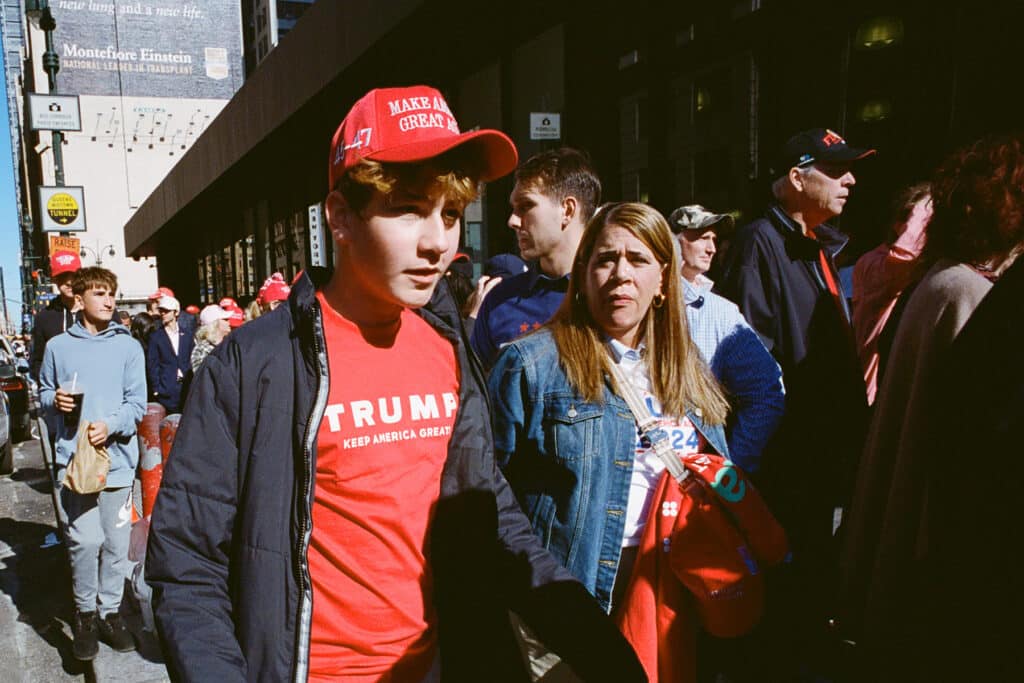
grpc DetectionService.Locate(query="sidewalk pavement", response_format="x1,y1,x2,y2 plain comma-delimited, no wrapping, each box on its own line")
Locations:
0,434,169,682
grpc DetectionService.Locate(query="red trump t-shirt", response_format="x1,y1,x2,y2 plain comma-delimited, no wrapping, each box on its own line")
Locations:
307,292,458,682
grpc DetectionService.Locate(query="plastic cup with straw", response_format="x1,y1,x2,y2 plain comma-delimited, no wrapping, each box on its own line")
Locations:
65,372,83,431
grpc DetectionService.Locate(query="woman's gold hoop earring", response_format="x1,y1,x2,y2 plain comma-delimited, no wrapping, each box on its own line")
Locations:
652,293,665,308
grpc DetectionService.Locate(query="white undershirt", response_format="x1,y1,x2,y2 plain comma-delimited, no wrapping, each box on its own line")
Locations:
165,325,182,379
607,340,703,547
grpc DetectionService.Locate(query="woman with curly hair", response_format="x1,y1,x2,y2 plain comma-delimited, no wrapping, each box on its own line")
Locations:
839,133,1024,678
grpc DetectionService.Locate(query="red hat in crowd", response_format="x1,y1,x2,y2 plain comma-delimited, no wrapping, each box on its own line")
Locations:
220,300,245,328
256,272,291,306
50,250,81,277
184,304,200,315
149,286,175,300
328,85,518,190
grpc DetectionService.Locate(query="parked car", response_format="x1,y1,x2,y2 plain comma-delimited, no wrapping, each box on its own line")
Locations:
0,336,31,442
0,390,12,474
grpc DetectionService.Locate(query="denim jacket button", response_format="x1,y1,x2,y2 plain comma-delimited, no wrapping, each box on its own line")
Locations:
567,406,578,418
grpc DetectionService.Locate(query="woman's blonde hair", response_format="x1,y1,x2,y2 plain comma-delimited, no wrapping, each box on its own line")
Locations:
245,300,262,321
549,202,730,425
194,321,228,347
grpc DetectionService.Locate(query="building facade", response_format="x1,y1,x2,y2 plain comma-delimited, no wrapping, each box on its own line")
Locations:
242,0,315,75
12,0,245,317
124,0,1024,307
1,0,30,328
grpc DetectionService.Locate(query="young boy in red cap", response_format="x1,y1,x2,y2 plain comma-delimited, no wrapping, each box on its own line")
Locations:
146,286,175,317
31,250,83,508
30,250,82,383
147,86,643,682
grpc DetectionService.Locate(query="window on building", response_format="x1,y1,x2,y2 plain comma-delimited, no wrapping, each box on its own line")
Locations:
277,1,315,38
222,245,235,299
197,258,208,304
244,234,256,294
694,147,733,210
204,254,215,303
272,219,289,277
211,250,224,298
620,169,650,203
619,91,649,203
234,238,248,298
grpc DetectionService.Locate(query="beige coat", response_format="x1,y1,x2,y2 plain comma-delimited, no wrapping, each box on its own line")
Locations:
839,259,991,669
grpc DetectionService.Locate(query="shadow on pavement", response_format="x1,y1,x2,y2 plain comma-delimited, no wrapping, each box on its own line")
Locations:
32,616,95,680
0,517,92,677
10,466,57,495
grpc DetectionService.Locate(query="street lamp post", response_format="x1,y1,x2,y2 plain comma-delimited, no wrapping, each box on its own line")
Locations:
25,1,65,189
80,243,116,266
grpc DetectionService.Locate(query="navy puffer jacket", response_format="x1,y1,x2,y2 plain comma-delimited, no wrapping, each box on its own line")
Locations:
146,268,645,683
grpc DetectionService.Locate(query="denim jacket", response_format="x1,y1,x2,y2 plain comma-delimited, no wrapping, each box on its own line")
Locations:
488,328,729,613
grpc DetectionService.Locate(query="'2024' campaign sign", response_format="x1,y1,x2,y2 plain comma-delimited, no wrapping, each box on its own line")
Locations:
52,0,243,99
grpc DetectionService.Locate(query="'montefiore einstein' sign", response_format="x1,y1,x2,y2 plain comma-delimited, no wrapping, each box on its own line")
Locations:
52,0,242,99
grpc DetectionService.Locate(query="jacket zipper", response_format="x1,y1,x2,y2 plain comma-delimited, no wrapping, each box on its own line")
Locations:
293,307,330,683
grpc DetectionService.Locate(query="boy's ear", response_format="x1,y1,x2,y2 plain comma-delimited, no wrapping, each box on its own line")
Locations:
325,190,354,245
561,195,579,227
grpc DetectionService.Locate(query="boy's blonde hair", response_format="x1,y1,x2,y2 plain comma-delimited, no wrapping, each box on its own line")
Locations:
334,152,479,215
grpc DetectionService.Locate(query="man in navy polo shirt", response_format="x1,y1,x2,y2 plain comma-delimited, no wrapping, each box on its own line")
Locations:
471,147,601,369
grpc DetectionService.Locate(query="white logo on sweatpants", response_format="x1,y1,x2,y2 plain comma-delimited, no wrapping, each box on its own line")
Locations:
116,491,132,528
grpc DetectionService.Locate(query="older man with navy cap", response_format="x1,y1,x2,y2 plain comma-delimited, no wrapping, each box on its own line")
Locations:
715,128,874,680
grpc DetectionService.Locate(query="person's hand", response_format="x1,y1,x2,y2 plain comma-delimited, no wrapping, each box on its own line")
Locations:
55,388,75,413
466,275,503,319
87,421,108,447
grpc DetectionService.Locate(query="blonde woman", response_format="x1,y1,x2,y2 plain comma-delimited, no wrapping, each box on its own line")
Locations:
489,202,730,681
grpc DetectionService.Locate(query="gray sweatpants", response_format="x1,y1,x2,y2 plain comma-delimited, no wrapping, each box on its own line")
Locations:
59,481,133,616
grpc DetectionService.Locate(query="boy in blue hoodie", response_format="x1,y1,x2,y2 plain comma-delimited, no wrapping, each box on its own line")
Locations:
39,266,147,661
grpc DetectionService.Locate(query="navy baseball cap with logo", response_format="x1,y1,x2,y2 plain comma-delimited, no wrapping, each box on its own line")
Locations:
772,128,876,177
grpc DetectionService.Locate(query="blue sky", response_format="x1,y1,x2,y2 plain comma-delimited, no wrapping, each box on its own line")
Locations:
0,85,23,333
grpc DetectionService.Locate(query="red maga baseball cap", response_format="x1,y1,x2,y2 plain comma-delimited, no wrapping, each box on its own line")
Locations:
50,250,81,277
328,85,518,190
222,302,245,328
149,286,175,300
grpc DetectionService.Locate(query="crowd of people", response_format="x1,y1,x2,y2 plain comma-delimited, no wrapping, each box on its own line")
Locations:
24,248,293,662
19,82,1023,682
